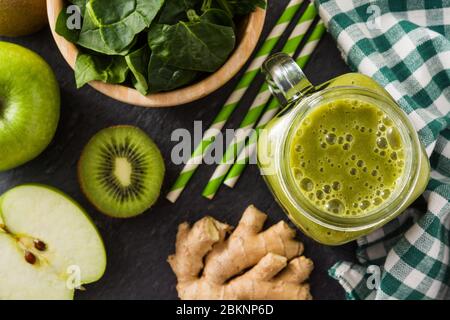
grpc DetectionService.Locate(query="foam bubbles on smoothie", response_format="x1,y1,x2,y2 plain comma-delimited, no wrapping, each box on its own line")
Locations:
359,200,370,210
382,115,393,126
320,130,355,151
293,167,303,180
290,98,405,217
323,184,331,194
381,189,390,199
325,199,345,214
325,133,337,145
332,181,341,191
373,197,382,205
300,178,313,192
387,127,402,150
376,137,388,149
316,190,324,200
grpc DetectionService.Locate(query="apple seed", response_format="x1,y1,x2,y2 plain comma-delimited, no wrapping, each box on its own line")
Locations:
24,251,37,265
34,239,46,251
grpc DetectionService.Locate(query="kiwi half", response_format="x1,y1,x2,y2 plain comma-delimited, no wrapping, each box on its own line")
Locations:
78,126,165,218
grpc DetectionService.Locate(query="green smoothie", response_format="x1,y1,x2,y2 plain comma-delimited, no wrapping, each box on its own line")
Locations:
290,99,405,217
258,69,430,245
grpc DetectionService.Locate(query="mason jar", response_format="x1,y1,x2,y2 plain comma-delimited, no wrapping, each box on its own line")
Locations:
257,53,430,245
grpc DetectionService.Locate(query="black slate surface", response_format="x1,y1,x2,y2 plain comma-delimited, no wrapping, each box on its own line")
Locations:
0,0,358,300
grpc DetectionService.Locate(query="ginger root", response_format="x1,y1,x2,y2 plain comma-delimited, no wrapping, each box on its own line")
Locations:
168,205,314,300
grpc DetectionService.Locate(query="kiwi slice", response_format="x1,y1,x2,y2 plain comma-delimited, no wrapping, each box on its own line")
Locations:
78,126,165,218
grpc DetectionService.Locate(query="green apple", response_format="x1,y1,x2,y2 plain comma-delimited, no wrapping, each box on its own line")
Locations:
0,42,60,171
328,73,392,99
0,185,106,300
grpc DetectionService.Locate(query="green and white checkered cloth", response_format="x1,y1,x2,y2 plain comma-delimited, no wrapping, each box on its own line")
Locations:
314,0,450,299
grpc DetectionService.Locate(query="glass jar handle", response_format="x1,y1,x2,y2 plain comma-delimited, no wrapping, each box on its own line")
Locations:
262,53,313,106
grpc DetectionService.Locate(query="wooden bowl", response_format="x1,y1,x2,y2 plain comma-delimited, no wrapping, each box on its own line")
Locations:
47,0,266,108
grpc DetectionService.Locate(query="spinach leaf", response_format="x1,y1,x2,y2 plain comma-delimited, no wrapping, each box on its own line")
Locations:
78,0,164,54
200,8,234,28
148,20,235,72
69,0,87,15
60,0,263,95
77,6,134,55
147,53,198,93
56,5,81,43
75,53,129,88
125,46,150,95
158,0,202,24
210,0,233,17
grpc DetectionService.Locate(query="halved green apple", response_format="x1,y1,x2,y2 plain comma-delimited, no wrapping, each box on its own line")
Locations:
0,185,106,300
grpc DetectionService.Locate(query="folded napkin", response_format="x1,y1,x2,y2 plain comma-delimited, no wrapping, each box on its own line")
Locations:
314,0,450,299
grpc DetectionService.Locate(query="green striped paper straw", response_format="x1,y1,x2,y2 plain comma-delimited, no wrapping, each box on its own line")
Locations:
224,21,327,188
166,0,304,203
202,3,318,200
